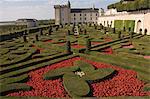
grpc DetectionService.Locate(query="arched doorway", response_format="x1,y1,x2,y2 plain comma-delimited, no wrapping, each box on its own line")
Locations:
136,20,142,33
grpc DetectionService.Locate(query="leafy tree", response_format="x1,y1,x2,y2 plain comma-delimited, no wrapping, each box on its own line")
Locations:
35,34,39,41
66,41,72,54
85,39,91,53
118,31,122,39
23,35,27,42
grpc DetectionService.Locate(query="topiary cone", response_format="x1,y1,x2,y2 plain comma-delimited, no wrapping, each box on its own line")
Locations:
86,39,91,52
35,34,39,41
118,31,121,39
23,35,27,42
66,41,72,54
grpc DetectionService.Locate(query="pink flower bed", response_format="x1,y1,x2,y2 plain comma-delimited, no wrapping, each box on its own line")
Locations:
144,56,150,59
7,57,150,97
44,40,53,43
91,42,102,45
122,45,134,48
101,47,113,55
71,44,85,49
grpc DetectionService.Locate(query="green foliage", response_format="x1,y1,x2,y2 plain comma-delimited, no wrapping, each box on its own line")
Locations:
114,20,135,32
0,74,29,85
43,66,79,80
44,60,114,97
83,68,114,81
63,72,90,97
143,83,150,91
0,53,75,79
85,39,91,52
66,41,72,54
74,60,95,73
0,83,32,95
108,0,150,11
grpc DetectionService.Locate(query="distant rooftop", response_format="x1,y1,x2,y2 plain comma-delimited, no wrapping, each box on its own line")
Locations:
71,8,99,13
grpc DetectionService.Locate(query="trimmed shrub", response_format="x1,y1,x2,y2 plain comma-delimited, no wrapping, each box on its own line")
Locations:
35,34,39,41
74,60,95,73
118,31,122,39
43,66,79,80
85,39,91,53
66,41,72,54
0,53,75,79
23,35,27,42
83,68,115,81
40,28,43,35
0,74,29,85
0,83,32,96
63,72,90,97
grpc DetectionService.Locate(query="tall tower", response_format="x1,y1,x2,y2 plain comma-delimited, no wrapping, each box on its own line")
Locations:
54,5,61,25
54,1,71,25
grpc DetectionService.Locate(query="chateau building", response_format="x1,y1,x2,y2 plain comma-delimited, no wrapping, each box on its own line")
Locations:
54,1,100,25
54,0,150,35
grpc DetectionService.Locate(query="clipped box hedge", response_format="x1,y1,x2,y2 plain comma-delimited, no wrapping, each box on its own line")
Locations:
0,83,32,96
0,54,78,79
0,74,29,85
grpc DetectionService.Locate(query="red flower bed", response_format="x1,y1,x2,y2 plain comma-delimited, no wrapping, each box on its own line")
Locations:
31,45,44,53
7,57,150,97
71,44,85,49
101,47,113,55
44,40,53,43
91,42,102,45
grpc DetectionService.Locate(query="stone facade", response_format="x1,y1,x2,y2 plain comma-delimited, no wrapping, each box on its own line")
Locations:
98,9,150,35
54,1,150,35
16,19,38,28
54,1,99,25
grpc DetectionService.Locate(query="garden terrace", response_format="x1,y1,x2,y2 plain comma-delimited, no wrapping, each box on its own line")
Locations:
0,24,150,98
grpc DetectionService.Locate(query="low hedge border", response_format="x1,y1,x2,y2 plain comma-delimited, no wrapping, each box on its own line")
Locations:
0,48,37,67
0,52,70,75
78,53,150,82
0,74,29,85
0,83,32,96
0,54,78,79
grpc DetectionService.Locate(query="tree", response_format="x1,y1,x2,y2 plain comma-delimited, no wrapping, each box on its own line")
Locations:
40,28,43,35
84,29,87,35
118,31,122,39
35,34,39,41
48,27,52,35
23,35,27,42
85,39,91,53
139,28,142,34
66,41,72,54
113,28,116,33
144,29,147,35
66,30,70,36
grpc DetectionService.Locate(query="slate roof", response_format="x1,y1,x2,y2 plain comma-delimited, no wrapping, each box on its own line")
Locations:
71,8,99,13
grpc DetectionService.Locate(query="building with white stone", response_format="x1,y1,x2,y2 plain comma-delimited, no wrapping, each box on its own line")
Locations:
54,0,150,35
54,1,100,25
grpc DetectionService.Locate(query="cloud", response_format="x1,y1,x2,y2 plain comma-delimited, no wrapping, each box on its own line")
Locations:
0,0,120,21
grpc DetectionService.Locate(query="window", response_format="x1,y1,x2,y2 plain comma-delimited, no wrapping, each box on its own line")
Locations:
74,18,76,21
80,14,82,16
80,18,82,20
96,13,98,16
91,18,92,20
84,14,86,16
85,18,86,20
74,14,76,16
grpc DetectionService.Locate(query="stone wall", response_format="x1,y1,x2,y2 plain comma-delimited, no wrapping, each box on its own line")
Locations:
98,13,150,35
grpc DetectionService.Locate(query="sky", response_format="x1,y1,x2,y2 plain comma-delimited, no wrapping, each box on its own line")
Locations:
0,0,120,21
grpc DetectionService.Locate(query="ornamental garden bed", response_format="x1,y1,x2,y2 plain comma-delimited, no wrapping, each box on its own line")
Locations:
6,57,150,98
